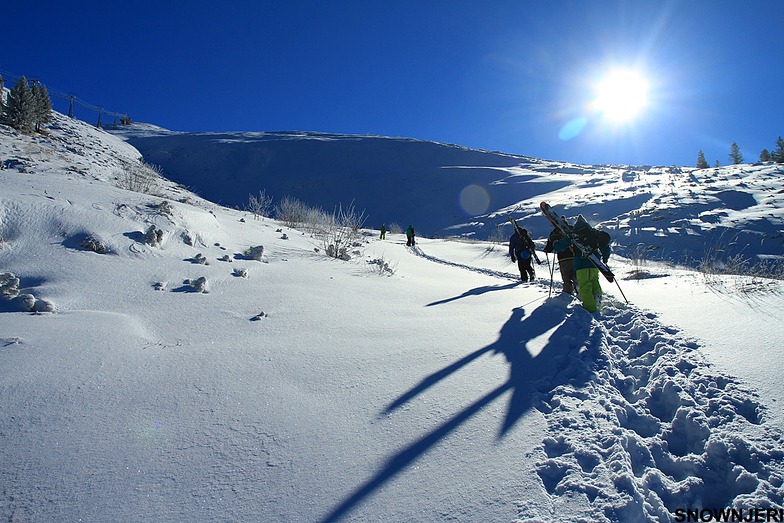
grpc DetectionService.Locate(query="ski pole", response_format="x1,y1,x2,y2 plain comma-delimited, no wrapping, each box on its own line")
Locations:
546,253,554,297
614,278,629,304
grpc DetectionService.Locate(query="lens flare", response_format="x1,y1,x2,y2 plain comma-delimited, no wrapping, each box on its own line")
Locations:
459,184,490,215
559,117,588,141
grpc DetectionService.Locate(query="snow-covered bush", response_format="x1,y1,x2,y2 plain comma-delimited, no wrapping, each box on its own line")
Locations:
243,245,264,261
232,268,248,278
326,243,350,261
1,272,20,299
181,229,204,247
17,293,36,311
0,273,54,312
191,253,208,265
144,225,164,247
149,200,174,218
367,257,397,276
186,277,208,293
80,234,109,254
31,298,55,312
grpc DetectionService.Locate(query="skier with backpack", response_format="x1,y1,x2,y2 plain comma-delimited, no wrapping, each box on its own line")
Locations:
553,215,612,312
543,218,578,296
509,226,538,282
406,225,416,246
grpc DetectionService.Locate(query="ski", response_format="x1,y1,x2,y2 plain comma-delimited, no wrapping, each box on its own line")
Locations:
539,202,615,282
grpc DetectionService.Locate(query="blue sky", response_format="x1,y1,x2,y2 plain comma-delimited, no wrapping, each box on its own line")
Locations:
4,0,783,166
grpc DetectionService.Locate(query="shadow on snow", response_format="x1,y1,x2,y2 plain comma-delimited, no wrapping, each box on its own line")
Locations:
321,297,597,522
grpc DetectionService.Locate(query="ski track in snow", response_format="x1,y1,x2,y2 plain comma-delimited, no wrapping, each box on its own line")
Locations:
414,245,784,522
409,244,523,283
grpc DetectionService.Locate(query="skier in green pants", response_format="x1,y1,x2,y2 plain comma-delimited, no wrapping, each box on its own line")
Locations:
554,215,611,312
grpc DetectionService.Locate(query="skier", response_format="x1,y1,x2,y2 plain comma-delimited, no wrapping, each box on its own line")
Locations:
543,218,578,295
554,215,611,312
380,224,386,240
406,225,415,246
509,227,537,282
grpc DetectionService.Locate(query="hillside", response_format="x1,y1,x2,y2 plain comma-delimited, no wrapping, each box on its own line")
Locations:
111,124,784,270
2,112,783,522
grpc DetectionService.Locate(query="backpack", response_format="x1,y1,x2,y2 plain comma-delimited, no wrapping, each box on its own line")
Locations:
574,226,611,252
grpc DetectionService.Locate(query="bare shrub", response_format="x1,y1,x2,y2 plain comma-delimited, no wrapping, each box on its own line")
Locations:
246,190,273,220
318,201,367,261
275,196,310,228
116,160,163,195
367,256,397,276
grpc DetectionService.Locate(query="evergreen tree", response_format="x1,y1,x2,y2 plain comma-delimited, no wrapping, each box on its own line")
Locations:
729,142,743,164
696,150,709,169
6,76,36,133
0,75,5,115
714,160,720,168
31,83,53,132
760,149,771,162
773,136,784,164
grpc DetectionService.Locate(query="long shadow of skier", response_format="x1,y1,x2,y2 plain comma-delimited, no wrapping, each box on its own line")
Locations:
425,282,522,307
321,298,595,523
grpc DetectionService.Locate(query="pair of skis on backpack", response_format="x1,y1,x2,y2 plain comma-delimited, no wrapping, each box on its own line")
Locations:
509,202,614,283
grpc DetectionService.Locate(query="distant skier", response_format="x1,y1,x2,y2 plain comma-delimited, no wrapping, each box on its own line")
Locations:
406,225,415,246
380,224,386,240
554,215,611,312
509,227,537,282
543,218,578,295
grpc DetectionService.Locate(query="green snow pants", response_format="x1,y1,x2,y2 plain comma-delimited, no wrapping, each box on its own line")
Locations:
576,267,602,313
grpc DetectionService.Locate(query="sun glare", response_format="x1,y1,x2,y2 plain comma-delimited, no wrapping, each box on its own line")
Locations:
593,69,649,123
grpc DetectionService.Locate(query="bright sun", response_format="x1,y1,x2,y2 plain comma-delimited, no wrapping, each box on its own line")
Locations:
593,69,649,123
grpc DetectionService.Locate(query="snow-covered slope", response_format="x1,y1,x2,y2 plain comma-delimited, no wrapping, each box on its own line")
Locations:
111,123,784,270
2,113,783,522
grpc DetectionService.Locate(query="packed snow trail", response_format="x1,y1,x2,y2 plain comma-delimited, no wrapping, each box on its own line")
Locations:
406,244,784,522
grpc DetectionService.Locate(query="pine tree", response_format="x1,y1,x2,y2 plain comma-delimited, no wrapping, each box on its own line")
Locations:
0,75,5,117
31,83,53,132
6,76,36,133
773,136,784,164
696,150,709,169
729,142,743,164
760,149,771,162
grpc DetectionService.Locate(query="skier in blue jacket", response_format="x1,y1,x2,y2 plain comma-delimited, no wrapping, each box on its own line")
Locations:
509,228,537,281
554,215,611,312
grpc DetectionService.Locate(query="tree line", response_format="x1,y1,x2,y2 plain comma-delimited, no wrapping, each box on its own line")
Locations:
697,137,784,169
0,75,53,133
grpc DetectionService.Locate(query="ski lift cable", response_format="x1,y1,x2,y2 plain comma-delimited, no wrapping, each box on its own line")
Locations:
1,69,129,119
